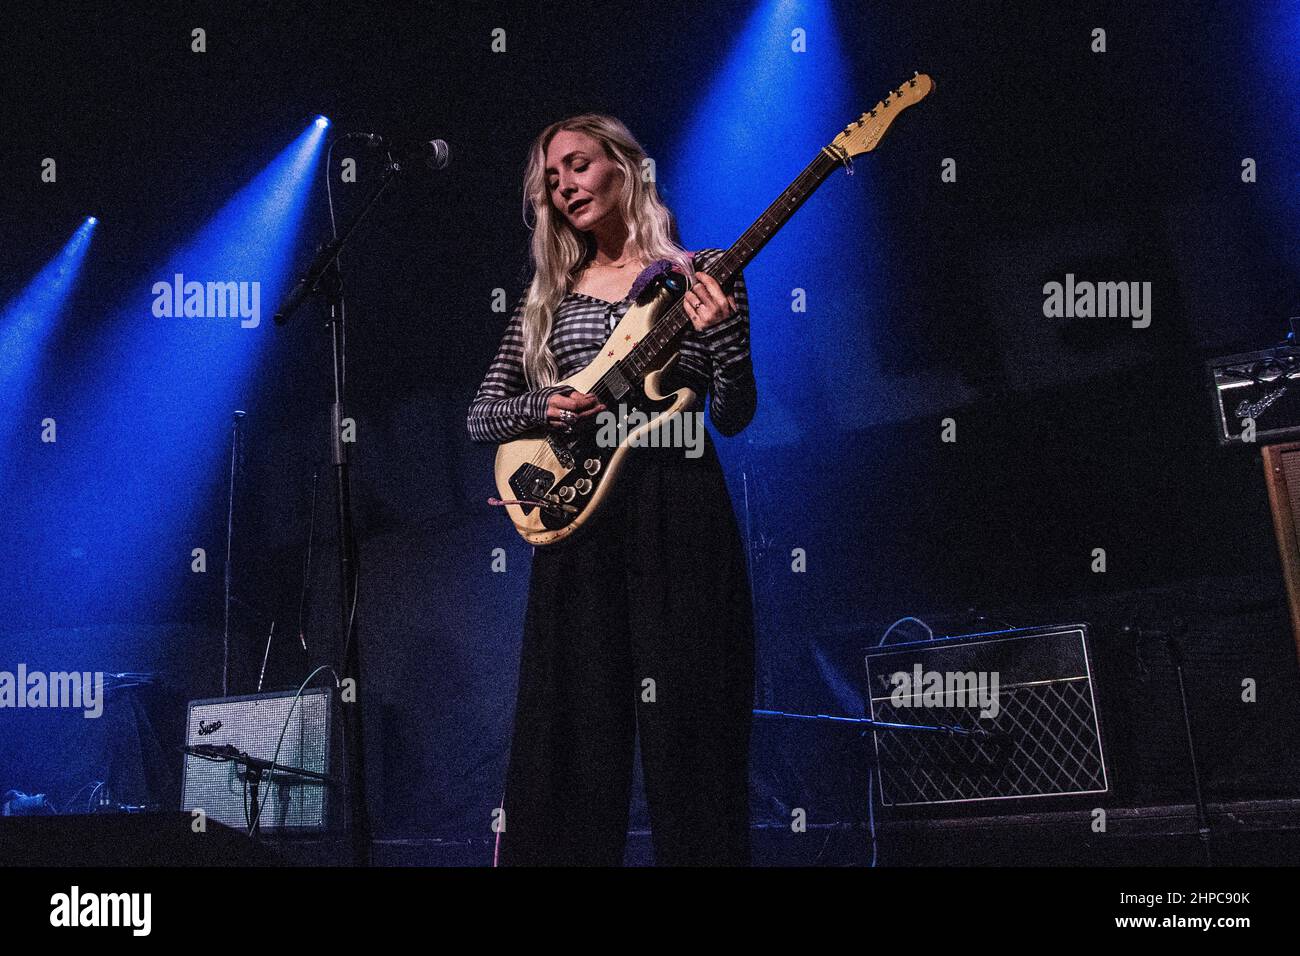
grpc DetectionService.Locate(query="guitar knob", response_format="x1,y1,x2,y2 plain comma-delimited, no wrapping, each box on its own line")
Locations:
557,485,576,503
574,478,593,495
584,458,601,475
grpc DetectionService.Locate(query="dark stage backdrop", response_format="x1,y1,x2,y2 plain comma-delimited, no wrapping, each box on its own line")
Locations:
2,1,1298,846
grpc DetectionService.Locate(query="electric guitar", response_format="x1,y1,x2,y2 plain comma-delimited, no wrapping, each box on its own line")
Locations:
492,73,934,545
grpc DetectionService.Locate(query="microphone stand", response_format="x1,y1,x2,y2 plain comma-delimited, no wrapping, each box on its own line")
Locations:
274,146,407,868
1126,621,1212,865
223,410,246,697
1164,625,1213,866
183,744,337,840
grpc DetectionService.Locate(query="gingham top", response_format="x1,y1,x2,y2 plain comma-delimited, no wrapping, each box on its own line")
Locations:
467,248,756,444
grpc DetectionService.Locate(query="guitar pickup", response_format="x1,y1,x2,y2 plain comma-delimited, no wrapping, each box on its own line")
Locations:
603,365,630,400
508,463,556,515
545,434,576,469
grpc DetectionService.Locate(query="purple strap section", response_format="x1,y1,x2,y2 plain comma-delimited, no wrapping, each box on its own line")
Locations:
626,251,699,301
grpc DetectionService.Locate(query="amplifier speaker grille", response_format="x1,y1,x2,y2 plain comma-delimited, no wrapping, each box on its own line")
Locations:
180,687,339,832
866,625,1109,807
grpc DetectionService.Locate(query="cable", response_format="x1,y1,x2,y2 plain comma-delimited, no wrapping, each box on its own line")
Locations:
492,787,506,867
64,780,101,814
877,615,934,647
246,664,340,836
296,468,320,652
337,566,360,682
324,131,359,675
867,765,878,867
325,139,341,239
322,134,351,392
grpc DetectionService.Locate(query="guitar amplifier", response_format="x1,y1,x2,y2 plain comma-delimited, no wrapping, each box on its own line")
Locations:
180,687,341,833
864,624,1108,808
1208,344,1300,446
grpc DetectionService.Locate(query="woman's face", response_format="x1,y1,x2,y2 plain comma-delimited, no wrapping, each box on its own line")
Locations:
544,129,624,233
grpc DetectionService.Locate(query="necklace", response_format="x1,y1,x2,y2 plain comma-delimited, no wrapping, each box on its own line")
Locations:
590,254,640,270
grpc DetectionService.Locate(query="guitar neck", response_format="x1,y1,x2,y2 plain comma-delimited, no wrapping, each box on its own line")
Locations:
622,147,842,378
703,148,841,287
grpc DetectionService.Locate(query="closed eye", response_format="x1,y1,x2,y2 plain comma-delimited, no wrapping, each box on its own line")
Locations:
548,164,590,192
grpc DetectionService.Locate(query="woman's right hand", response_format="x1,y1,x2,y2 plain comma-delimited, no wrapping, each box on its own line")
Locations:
545,390,606,432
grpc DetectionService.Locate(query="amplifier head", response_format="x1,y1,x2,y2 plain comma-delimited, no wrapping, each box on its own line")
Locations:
1208,347,1300,446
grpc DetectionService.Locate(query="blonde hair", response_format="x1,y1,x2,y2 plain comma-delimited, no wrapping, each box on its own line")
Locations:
518,114,696,387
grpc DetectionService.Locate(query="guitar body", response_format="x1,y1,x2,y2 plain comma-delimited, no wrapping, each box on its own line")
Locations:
490,72,933,545
493,279,697,546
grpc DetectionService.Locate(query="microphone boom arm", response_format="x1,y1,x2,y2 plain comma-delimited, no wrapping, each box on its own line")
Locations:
273,150,402,327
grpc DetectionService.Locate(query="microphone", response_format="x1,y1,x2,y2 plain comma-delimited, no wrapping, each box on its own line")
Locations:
340,133,451,170
398,138,451,170
274,134,448,327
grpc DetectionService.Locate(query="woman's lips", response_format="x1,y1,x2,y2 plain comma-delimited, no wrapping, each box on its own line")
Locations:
569,199,591,215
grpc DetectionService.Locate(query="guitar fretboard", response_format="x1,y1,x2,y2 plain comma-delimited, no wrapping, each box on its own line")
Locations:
608,146,842,391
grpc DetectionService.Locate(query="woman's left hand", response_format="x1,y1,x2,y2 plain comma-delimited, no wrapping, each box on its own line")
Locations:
683,273,738,333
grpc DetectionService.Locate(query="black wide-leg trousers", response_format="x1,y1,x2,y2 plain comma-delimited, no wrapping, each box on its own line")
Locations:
498,436,755,866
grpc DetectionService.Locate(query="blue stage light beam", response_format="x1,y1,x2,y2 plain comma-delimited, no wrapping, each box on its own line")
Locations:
664,0,874,446
0,217,97,417
1255,5,1299,139
55,120,328,609
1254,4,1300,270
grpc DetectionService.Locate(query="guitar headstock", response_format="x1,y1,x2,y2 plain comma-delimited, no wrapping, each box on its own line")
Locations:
831,72,934,158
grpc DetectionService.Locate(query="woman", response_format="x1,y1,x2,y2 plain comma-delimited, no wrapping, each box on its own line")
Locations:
467,114,756,866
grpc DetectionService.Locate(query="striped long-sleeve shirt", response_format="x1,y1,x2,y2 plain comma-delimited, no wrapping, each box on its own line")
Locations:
466,248,756,444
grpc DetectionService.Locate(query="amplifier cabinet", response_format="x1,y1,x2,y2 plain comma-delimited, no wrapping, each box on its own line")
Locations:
181,687,340,833
865,624,1109,808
